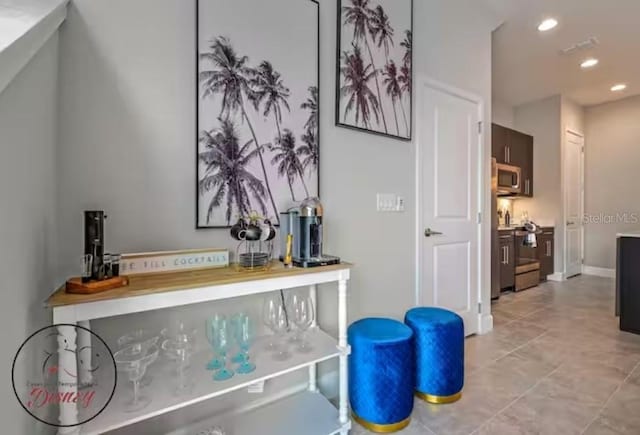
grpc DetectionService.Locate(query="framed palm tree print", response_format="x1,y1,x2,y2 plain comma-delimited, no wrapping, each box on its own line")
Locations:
197,0,320,228
336,0,413,141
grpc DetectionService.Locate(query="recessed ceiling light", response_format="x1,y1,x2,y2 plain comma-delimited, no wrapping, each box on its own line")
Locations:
611,84,627,92
580,58,599,69
538,18,558,32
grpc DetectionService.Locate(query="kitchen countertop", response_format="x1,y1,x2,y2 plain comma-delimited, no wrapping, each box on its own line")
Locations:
498,224,555,231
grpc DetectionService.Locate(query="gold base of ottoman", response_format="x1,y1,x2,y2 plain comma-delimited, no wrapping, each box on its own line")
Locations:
352,413,411,433
415,391,462,404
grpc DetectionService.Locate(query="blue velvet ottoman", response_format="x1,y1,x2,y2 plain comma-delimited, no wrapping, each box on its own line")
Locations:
348,318,415,433
404,307,464,404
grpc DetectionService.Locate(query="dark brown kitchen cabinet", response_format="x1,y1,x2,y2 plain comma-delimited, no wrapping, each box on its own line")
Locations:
538,228,554,281
499,230,515,289
492,123,509,164
509,132,534,197
492,124,534,197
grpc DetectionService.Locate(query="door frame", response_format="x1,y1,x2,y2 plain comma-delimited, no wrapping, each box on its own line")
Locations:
563,128,585,278
413,75,487,334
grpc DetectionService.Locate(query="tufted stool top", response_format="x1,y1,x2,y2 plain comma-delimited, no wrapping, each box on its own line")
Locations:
349,317,413,344
405,307,462,329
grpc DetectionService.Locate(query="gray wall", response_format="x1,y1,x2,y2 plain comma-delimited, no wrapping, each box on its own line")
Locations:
493,99,515,128
53,0,494,430
0,35,59,435
585,94,640,269
512,95,585,277
57,0,495,323
513,95,563,272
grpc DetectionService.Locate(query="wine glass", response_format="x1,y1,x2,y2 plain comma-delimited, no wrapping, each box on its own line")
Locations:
262,296,281,350
271,303,291,361
114,343,159,412
205,315,226,370
212,318,234,381
161,320,197,346
292,295,315,353
117,329,159,387
234,314,256,374
286,293,303,344
162,338,194,396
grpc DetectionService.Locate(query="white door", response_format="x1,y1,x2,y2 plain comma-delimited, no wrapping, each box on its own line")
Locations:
417,80,481,336
565,131,584,278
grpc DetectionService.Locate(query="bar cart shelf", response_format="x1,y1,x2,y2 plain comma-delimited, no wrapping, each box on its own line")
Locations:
46,262,352,435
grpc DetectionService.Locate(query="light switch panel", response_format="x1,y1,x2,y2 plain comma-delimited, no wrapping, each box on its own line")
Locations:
377,194,405,212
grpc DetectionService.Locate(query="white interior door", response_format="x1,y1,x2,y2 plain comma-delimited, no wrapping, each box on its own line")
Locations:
565,131,584,278
417,80,481,336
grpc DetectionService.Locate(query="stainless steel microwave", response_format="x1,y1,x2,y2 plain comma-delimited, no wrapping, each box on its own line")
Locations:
496,163,522,195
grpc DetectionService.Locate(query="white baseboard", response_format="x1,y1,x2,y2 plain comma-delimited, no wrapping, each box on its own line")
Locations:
582,265,615,278
479,314,494,335
547,272,565,282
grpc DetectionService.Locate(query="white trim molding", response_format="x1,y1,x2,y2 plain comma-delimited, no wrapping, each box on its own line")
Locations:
479,313,494,335
414,74,489,335
0,0,68,95
547,272,565,282
582,265,615,278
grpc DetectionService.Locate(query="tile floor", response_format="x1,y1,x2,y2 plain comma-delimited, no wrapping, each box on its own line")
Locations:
351,275,640,435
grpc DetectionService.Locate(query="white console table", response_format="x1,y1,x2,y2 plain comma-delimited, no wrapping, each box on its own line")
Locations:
46,263,352,435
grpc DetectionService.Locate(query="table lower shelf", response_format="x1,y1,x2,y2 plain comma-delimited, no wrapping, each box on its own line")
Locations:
79,329,341,434
172,391,349,435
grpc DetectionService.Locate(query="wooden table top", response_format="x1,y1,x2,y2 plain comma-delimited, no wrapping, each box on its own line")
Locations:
46,262,352,308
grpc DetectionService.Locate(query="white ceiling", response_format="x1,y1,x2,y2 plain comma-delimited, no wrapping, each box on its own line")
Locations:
489,0,640,107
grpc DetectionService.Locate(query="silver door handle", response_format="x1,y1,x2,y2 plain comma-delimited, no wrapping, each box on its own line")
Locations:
504,147,508,163
501,246,507,264
546,240,552,256
424,228,443,237
526,180,530,195
505,246,509,264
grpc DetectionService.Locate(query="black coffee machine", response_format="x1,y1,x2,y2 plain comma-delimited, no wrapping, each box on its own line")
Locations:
84,211,106,281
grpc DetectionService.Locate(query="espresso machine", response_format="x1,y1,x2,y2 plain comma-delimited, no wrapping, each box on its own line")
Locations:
280,198,340,268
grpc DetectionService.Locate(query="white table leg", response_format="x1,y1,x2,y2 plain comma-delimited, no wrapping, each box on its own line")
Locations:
338,279,349,425
308,284,317,392
77,320,93,388
56,324,80,434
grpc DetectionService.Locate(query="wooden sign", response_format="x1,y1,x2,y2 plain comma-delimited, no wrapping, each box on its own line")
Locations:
120,248,229,276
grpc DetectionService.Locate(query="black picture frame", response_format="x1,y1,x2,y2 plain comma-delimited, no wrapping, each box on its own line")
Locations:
335,0,413,141
196,0,321,229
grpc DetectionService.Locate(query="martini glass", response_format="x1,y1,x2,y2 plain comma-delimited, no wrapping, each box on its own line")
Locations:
114,343,159,412
117,329,159,387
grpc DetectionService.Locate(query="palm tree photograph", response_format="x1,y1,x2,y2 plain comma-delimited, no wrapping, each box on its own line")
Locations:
197,0,319,228
336,0,413,140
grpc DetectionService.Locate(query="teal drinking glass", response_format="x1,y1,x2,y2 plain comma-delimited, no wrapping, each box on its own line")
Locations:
235,314,256,374
212,318,234,381
205,315,225,371
230,313,247,364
